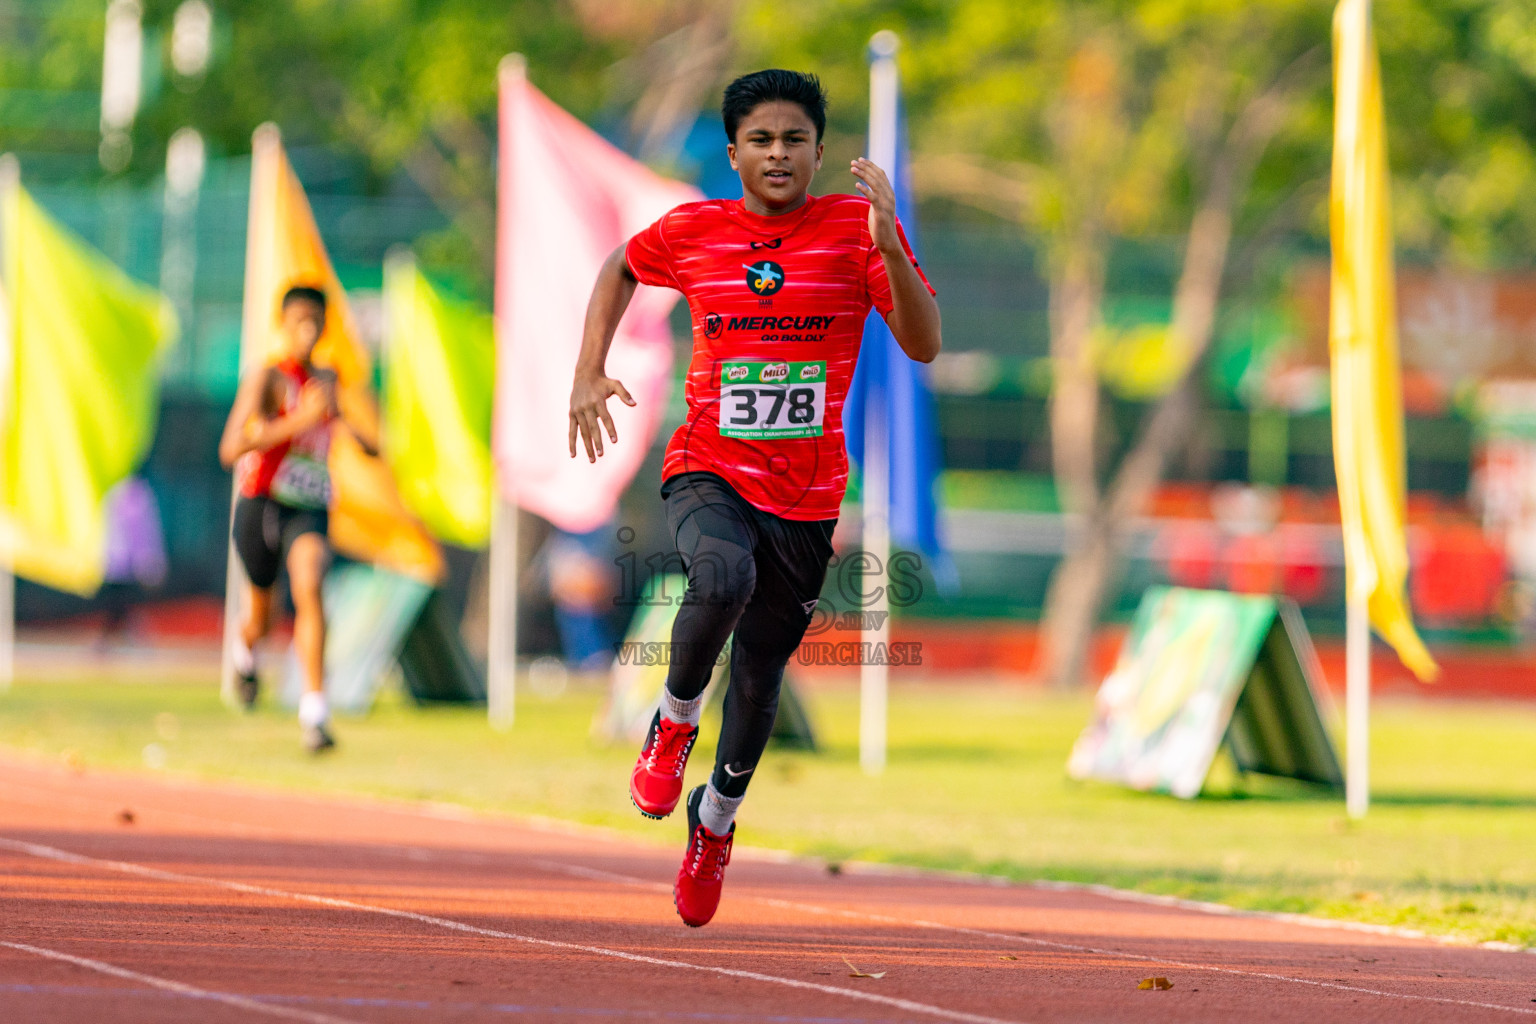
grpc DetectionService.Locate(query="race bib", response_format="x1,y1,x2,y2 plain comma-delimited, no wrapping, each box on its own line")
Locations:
718,360,826,440
270,453,331,510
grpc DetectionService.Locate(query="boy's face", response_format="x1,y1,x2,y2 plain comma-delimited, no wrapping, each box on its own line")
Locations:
728,100,822,212
279,298,325,361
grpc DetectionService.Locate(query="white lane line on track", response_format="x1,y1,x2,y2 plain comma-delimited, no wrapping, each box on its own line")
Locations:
0,837,1026,1024
13,767,1531,954
0,941,363,1024
852,861,1536,955
11,766,1529,956
0,982,902,1023
7,774,1535,1017
535,860,1536,1018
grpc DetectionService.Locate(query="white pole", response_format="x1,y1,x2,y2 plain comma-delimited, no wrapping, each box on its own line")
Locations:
99,0,143,172
859,410,890,776
0,153,17,689
487,53,527,731
221,123,280,708
160,126,205,384
488,496,517,729
382,245,414,359
859,31,899,777
0,567,12,691
1345,593,1370,818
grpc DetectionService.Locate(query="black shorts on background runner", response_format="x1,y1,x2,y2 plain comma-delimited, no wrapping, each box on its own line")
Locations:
232,495,329,589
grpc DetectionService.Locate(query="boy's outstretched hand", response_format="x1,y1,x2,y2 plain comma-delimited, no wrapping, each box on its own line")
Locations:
569,372,636,462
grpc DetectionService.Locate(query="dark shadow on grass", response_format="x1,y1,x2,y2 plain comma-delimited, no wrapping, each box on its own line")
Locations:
1368,791,1536,809
1197,781,1536,809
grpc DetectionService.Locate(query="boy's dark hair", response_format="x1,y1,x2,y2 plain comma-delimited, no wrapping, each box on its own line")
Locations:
722,69,828,144
281,285,327,312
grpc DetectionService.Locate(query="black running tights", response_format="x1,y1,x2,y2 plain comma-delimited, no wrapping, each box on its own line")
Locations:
660,473,834,799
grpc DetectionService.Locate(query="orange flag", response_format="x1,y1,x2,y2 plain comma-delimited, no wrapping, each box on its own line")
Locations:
240,124,443,582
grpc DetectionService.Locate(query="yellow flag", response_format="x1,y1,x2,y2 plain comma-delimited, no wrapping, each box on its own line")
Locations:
382,255,493,548
1329,0,1437,681
0,185,175,594
240,126,443,583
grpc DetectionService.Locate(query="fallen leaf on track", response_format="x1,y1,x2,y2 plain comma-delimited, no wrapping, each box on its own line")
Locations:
1138,977,1174,991
999,955,1019,961
842,956,886,980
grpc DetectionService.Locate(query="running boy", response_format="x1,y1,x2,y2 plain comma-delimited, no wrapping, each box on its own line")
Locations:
218,285,380,753
569,70,941,926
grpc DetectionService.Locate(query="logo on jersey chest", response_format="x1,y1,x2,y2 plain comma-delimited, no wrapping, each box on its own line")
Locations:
744,260,784,296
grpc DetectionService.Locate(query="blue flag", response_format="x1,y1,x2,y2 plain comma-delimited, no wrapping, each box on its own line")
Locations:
843,90,954,593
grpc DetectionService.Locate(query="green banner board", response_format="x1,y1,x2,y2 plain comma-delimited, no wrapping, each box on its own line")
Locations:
1068,586,1343,798
398,590,487,705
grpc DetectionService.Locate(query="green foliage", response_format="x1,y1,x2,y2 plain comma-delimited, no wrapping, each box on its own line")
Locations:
0,0,109,149
2,1,616,176
8,1,1536,274
1378,0,1536,266
737,0,1536,270
737,2,1331,232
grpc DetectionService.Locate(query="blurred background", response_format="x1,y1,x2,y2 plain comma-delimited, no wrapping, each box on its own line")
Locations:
7,0,1535,695
8,0,1536,952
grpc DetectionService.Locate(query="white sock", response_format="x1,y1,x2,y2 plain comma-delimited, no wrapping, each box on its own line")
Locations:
298,691,329,728
698,783,743,836
661,687,704,728
232,637,255,676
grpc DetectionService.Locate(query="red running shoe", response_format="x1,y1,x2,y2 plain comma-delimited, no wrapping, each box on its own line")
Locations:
629,711,698,819
675,785,733,928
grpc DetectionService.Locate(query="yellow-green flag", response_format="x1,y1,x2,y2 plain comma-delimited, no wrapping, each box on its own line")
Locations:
0,185,175,594
382,255,494,548
1329,0,1437,681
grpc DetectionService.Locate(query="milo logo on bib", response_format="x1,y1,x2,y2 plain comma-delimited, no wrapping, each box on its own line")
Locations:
270,453,331,510
718,360,827,440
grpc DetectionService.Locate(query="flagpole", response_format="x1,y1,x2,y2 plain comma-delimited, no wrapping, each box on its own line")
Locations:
860,31,899,776
381,244,412,468
1345,593,1369,817
488,495,517,729
160,127,205,385
382,245,413,355
488,53,527,731
221,123,280,708
0,153,18,690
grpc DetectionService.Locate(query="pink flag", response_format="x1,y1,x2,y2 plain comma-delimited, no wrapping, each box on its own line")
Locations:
495,64,700,534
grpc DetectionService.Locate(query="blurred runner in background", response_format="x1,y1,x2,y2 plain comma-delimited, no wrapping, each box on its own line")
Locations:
218,285,380,753
569,69,940,927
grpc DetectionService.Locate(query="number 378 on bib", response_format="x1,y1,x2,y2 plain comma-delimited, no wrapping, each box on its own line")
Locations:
718,360,827,440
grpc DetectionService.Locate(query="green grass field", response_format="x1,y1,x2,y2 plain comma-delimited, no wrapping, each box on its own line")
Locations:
3,675,1535,948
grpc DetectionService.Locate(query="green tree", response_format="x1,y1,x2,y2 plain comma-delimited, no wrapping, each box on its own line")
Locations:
744,0,1536,685
742,0,1331,684
3,0,733,274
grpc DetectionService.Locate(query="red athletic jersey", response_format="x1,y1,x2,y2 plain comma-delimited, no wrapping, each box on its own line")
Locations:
625,193,934,521
236,359,334,510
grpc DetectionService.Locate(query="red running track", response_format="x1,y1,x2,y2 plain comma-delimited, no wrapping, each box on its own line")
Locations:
1,755,1533,1023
